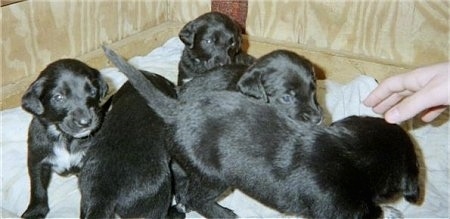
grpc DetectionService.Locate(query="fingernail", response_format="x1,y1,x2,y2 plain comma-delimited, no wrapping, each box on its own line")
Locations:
362,98,370,106
386,108,400,124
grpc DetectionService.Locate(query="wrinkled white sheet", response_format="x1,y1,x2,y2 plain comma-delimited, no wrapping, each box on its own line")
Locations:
2,37,448,218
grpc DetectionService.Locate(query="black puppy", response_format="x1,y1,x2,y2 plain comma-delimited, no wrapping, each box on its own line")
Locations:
179,50,322,123
78,72,183,218
21,59,108,218
174,50,322,213
104,46,421,218
177,11,255,85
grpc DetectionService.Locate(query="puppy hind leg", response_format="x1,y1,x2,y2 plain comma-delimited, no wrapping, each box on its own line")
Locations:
171,161,189,208
192,202,237,219
185,178,237,218
79,196,115,219
119,194,172,218
328,200,383,219
80,204,115,219
362,204,383,219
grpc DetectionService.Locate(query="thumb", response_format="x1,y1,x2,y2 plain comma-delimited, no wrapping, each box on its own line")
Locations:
421,106,448,122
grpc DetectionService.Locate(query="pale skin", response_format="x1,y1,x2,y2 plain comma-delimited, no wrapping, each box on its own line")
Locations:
363,62,450,124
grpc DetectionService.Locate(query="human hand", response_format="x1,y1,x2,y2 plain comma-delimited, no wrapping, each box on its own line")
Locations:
363,62,449,123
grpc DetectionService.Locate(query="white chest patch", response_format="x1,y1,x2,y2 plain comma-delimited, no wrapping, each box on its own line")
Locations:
43,129,86,174
48,144,85,174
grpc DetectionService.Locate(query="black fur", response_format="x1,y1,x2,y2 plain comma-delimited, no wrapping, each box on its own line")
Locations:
177,11,255,86
78,72,184,218
103,46,421,219
178,64,247,96
179,50,322,123
237,50,322,123
174,50,323,210
21,59,108,218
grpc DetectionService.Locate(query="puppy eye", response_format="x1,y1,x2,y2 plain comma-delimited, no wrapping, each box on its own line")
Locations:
280,95,294,104
204,39,213,44
53,94,65,103
89,88,97,97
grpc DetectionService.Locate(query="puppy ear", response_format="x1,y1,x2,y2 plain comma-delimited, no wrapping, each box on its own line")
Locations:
90,67,109,98
179,21,196,49
234,20,245,37
237,67,269,102
234,34,243,54
21,77,45,115
98,75,109,98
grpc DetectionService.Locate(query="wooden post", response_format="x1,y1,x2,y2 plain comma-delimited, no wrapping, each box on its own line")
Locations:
211,0,248,33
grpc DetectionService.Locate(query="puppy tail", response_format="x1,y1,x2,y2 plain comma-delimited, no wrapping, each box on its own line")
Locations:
102,45,177,123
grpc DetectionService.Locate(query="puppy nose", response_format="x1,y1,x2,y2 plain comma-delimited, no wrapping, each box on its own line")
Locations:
216,56,231,66
301,114,323,125
311,116,323,125
74,117,92,128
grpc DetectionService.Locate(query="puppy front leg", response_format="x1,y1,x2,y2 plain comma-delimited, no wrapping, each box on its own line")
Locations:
79,201,115,219
22,157,52,218
235,52,256,65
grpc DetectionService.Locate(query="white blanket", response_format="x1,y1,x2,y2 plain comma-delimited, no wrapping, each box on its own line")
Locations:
2,37,448,218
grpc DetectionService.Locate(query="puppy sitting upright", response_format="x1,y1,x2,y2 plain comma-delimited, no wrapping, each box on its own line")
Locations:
177,11,255,85
21,59,108,218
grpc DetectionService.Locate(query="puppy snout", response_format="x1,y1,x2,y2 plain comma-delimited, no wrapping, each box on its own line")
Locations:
72,108,93,128
301,112,323,125
214,56,231,66
310,115,323,125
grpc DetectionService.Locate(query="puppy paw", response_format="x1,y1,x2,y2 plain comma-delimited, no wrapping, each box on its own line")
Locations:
21,203,49,219
175,203,187,213
381,206,404,219
168,205,186,219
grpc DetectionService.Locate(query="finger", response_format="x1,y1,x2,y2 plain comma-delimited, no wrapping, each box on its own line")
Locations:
371,90,414,114
384,88,445,123
371,93,403,114
364,67,433,107
363,75,408,107
421,106,448,122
